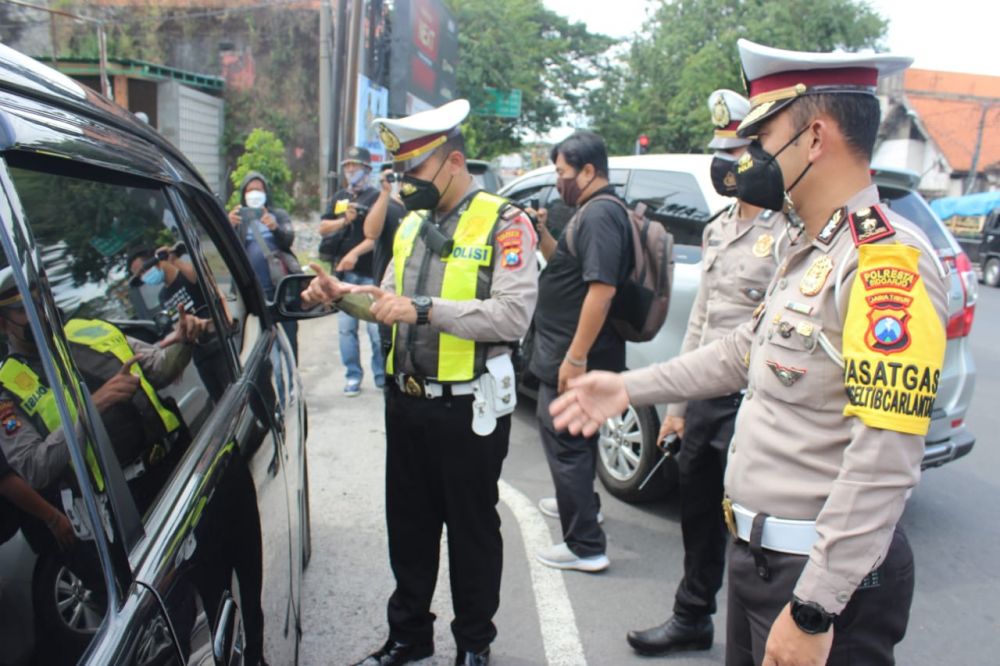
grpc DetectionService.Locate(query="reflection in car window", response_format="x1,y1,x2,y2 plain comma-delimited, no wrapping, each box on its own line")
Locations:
625,169,712,248
5,166,223,517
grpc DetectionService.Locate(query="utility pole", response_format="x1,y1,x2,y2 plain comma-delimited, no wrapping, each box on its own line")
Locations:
319,0,333,209
965,101,994,195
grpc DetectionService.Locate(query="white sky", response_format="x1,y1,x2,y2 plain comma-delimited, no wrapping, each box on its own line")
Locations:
543,0,999,77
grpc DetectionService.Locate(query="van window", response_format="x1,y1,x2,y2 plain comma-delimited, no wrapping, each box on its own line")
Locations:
625,169,712,248
4,164,227,517
878,186,954,253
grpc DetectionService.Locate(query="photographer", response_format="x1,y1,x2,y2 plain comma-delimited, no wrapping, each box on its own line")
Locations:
319,146,386,396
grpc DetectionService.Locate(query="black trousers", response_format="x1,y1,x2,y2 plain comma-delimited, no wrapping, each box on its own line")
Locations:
726,527,914,665
384,384,510,653
536,382,605,558
673,393,741,620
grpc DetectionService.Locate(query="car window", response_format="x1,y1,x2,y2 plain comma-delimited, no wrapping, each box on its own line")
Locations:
878,185,954,253
4,163,228,520
624,169,712,248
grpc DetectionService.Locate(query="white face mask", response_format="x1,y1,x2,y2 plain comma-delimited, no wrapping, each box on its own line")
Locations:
245,190,267,209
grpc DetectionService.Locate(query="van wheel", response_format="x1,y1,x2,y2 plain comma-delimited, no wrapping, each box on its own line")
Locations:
984,257,1000,287
32,552,106,664
596,404,675,502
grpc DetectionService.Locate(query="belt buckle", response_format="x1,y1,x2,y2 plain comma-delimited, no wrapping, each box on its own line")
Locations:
721,498,738,538
404,376,424,398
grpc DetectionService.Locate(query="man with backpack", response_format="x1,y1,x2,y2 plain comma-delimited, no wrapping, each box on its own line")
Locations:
532,131,631,573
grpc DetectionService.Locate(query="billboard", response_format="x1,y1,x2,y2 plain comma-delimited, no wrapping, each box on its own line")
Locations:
355,74,390,164
389,0,459,116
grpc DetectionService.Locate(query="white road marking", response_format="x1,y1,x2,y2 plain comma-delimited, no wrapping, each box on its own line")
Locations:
499,480,588,666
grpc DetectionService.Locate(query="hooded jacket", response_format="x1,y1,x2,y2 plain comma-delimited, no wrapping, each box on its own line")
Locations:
237,171,295,292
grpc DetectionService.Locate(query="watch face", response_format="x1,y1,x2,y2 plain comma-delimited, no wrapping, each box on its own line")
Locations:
792,601,831,634
413,296,432,308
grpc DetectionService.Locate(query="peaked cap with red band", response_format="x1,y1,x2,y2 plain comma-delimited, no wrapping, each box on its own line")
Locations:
707,89,751,150
736,39,912,137
373,99,470,171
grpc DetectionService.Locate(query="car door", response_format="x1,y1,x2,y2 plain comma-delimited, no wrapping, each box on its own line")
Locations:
0,152,298,665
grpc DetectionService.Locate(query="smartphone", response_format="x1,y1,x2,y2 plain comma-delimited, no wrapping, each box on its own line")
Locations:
240,206,264,224
530,197,540,211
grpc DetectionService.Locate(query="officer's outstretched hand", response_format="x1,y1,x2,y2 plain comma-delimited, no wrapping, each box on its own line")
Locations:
549,371,629,437
353,285,417,325
301,263,350,306
762,603,834,666
92,356,141,413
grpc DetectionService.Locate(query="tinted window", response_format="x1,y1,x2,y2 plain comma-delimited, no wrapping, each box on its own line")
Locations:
878,186,954,253
5,165,227,514
625,169,712,248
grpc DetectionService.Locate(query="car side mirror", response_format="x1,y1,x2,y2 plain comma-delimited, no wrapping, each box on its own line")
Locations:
271,274,335,320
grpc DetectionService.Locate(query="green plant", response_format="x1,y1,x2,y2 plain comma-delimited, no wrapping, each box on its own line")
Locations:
227,128,294,211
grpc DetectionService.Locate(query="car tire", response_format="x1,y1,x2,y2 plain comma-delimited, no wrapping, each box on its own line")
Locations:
596,404,675,502
984,257,1000,287
32,552,106,664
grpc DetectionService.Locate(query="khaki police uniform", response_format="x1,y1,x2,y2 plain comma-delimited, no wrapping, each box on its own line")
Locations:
662,202,785,625
370,101,538,658
620,41,946,665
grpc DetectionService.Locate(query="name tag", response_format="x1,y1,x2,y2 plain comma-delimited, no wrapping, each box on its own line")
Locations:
447,244,493,266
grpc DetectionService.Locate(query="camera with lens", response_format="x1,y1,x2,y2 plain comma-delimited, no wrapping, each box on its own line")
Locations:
385,172,403,183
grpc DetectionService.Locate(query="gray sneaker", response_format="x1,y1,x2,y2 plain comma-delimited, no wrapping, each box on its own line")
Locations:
344,380,361,397
538,497,604,524
535,542,609,573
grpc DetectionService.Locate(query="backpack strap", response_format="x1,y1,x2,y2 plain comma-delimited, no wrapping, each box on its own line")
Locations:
564,194,630,258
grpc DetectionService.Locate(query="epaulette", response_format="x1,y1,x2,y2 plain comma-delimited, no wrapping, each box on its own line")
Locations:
848,205,894,247
500,203,525,222
816,206,848,245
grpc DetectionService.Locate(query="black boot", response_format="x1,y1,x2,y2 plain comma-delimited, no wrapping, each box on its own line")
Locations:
353,638,434,666
626,615,713,655
454,647,490,666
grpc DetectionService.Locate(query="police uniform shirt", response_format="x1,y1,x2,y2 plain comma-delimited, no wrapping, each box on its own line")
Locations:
380,181,539,377
666,205,785,419
0,335,189,489
620,184,948,615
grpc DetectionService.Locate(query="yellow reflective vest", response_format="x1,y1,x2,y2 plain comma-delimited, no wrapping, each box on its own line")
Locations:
388,192,506,382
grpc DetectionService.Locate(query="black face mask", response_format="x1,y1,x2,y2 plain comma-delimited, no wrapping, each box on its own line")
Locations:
710,153,739,197
399,157,451,211
734,125,813,212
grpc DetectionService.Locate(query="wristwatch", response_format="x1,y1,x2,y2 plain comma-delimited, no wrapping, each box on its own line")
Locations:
790,597,835,634
412,295,433,325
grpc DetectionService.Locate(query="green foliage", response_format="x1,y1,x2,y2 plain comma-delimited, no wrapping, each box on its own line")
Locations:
227,129,294,211
445,0,613,158
589,0,888,155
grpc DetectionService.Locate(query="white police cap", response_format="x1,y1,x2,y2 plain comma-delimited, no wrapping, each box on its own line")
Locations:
373,99,470,171
707,89,752,150
736,39,912,136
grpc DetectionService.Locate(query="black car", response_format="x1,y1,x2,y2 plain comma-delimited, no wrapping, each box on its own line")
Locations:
0,45,312,664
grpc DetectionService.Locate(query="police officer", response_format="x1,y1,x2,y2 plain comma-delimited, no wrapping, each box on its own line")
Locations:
550,40,947,666
302,99,538,666
0,270,203,514
626,89,786,656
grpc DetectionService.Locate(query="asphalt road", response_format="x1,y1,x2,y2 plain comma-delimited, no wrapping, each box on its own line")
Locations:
296,283,1000,665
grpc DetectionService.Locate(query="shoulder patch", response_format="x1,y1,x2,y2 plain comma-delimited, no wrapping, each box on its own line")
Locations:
497,228,524,270
848,205,894,247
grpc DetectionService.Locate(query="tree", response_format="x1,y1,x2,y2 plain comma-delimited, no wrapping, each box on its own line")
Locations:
445,0,613,158
589,0,888,155
227,129,294,210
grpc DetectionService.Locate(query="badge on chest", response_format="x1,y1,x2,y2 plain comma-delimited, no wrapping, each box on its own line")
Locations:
799,255,834,296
